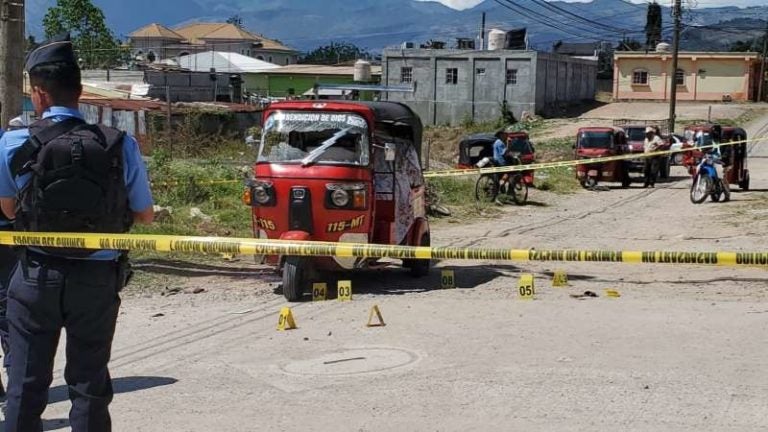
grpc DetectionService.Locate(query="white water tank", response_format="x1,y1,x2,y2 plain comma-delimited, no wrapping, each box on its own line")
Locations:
656,42,671,53
354,59,372,82
488,29,506,51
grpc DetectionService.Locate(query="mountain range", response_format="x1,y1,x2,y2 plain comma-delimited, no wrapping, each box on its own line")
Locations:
26,0,768,52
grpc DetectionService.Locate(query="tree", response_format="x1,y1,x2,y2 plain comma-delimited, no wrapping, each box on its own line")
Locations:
645,2,663,49
730,36,765,52
226,15,244,29
43,0,124,69
300,42,371,65
26,35,40,53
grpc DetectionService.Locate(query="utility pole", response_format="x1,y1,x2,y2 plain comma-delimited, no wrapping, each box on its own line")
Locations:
0,0,25,127
668,0,682,133
480,12,486,50
759,23,768,102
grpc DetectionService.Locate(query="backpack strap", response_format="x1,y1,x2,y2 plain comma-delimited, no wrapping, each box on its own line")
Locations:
10,117,86,177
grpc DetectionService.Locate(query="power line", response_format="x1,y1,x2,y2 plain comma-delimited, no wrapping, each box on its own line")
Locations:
528,0,636,34
494,0,621,42
495,0,653,43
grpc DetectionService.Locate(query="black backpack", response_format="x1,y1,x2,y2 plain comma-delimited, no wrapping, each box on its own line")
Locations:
10,117,133,255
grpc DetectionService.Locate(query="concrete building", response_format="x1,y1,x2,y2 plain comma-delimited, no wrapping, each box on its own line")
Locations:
613,51,761,102
381,48,597,126
129,23,300,66
553,41,613,77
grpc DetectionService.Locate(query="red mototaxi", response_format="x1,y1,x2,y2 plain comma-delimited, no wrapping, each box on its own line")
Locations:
244,101,431,301
574,126,631,188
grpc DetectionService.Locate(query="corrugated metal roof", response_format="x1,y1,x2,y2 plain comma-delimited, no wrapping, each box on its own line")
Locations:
178,51,281,73
79,99,166,111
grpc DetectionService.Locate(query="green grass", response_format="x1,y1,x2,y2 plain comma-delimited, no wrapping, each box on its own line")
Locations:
427,177,500,220
132,151,254,261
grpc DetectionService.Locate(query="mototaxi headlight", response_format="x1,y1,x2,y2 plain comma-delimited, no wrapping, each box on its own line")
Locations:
254,186,271,204
331,189,350,207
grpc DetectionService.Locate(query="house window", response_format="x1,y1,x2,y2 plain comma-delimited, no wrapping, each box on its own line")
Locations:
268,56,273,63
675,68,685,86
476,68,486,76
506,69,518,85
257,55,265,60
147,51,156,63
446,68,458,85
632,69,649,85
400,67,413,83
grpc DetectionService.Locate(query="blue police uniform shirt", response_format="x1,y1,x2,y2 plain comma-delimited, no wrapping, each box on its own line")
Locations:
493,138,507,166
0,106,154,260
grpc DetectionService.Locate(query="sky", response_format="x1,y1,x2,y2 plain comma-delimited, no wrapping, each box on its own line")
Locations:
426,0,766,9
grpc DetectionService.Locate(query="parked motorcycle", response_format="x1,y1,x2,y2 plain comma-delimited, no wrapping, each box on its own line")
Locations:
690,153,730,204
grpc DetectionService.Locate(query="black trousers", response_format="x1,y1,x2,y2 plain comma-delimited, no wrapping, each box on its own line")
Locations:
644,157,660,186
0,243,18,371
5,252,121,432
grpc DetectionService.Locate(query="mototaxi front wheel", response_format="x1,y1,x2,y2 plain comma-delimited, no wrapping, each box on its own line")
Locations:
282,257,308,302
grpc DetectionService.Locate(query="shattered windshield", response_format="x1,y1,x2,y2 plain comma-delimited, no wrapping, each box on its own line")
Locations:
259,111,370,166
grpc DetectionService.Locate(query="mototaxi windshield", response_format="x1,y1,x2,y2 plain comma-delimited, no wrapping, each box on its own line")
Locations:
578,132,614,149
259,111,370,166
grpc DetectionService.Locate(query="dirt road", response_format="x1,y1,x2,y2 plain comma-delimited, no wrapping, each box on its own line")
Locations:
33,115,768,431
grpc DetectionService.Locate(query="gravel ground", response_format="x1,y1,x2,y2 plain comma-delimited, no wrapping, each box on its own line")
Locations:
22,111,768,432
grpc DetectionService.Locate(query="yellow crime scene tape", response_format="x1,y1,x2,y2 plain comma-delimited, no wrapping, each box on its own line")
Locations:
1,232,766,268
150,135,767,185
422,135,768,179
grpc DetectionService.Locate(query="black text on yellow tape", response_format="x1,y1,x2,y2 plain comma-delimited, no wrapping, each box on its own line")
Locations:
1,233,767,268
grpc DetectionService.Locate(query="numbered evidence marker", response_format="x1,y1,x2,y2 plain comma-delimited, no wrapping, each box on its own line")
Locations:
441,270,456,289
366,305,386,327
337,281,353,302
605,289,621,298
517,274,535,300
277,307,297,331
312,283,328,302
552,270,569,287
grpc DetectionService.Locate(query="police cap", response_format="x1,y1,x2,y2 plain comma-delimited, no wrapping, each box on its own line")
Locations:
25,33,78,72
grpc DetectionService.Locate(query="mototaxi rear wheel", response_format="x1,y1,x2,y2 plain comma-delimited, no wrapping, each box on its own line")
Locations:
409,232,431,277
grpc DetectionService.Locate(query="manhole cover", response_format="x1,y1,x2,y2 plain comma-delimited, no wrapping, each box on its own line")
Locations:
281,347,419,376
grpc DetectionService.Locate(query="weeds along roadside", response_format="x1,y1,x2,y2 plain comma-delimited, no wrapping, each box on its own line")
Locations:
139,123,579,237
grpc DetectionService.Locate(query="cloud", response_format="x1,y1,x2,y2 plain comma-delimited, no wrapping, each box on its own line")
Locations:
423,0,767,9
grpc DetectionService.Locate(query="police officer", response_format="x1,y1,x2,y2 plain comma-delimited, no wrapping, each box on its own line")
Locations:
0,106,16,404
0,34,154,431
